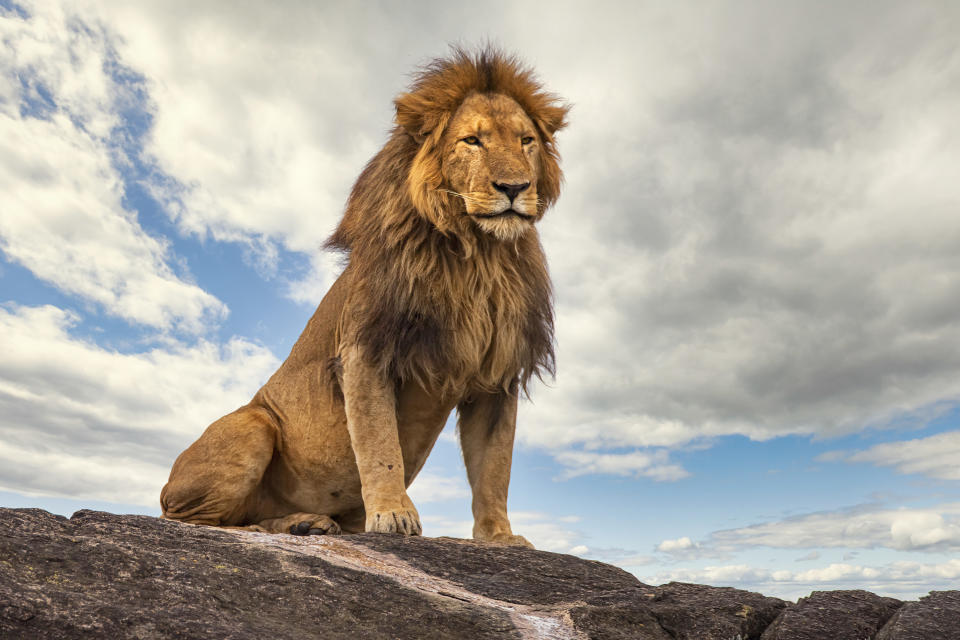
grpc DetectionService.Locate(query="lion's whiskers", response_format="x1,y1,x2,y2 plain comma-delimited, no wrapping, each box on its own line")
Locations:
437,189,483,204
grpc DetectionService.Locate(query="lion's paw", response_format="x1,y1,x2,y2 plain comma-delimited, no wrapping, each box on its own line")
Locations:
289,515,341,536
366,508,422,535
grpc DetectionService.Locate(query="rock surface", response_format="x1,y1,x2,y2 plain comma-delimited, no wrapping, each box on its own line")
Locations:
0,508,955,639
874,591,960,640
760,590,902,639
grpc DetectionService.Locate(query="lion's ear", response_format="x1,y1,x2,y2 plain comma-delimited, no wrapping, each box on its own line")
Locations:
395,93,446,143
530,104,568,215
534,103,570,138
394,93,424,140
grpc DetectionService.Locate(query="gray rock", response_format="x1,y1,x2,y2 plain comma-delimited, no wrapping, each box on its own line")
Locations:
650,581,787,639
760,590,902,639
0,508,518,639
0,508,956,639
875,590,960,640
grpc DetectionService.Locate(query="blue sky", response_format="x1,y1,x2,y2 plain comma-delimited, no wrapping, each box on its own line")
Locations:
2,0,960,601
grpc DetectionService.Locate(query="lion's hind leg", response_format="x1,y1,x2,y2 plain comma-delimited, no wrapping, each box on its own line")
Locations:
251,513,342,536
160,405,277,527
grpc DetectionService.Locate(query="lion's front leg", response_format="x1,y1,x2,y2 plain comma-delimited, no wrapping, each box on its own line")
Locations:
457,383,532,548
340,346,421,535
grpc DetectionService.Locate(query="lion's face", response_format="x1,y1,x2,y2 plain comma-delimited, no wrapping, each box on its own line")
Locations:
441,93,542,241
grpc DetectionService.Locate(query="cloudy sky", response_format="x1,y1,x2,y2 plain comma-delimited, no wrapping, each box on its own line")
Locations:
2,0,959,601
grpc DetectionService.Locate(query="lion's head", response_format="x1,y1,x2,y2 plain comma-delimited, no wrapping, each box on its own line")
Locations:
394,48,569,242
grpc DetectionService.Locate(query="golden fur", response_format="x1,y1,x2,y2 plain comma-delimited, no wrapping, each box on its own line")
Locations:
160,48,569,546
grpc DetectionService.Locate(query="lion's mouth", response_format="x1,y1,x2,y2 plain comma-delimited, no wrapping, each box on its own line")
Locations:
471,209,534,220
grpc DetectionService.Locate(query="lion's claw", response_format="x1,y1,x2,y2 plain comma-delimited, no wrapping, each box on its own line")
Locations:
367,508,422,535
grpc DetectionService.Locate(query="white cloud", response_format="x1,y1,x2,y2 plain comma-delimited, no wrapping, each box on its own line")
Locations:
83,0,403,292
0,3,226,332
553,449,689,481
837,431,960,481
657,536,697,553
709,503,960,553
0,440,167,508
889,512,959,550
419,515,473,540
648,564,774,587
1,1,117,138
284,252,345,308
583,547,657,568
517,2,960,457
508,511,584,552
407,472,469,504
0,303,279,506
652,533,728,562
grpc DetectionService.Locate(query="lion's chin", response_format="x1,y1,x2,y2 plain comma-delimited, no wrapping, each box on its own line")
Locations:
471,214,533,241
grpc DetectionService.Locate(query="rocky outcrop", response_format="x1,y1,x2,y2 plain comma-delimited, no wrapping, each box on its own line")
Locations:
760,590,903,639
0,508,955,639
874,591,960,640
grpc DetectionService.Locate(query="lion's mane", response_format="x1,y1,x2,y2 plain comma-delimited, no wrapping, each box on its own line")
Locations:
325,48,569,397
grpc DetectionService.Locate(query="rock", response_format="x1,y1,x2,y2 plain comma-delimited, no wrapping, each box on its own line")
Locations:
875,591,960,640
650,581,787,639
0,508,517,639
760,590,902,639
0,508,956,639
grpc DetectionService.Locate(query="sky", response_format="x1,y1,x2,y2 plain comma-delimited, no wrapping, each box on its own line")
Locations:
1,0,959,601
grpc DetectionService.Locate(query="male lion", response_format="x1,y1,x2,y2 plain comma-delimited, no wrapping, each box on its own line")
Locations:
160,48,569,547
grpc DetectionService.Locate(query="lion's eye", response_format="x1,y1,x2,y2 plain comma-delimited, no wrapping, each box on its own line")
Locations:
521,136,535,145
462,136,481,146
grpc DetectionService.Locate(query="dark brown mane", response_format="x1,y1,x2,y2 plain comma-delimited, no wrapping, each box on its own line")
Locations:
324,47,568,397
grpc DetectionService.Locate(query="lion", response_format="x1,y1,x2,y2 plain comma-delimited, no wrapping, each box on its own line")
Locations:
160,48,569,547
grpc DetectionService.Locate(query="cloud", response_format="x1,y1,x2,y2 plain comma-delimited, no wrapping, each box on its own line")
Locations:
83,0,418,292
647,564,775,588
622,502,960,582
0,441,168,509
0,303,279,506
517,2,960,458
707,503,960,553
553,449,689,481
509,511,585,553
652,534,729,562
655,536,706,559
0,3,226,332
657,536,696,553
407,472,470,504
585,548,657,568
419,515,472,540
832,431,960,481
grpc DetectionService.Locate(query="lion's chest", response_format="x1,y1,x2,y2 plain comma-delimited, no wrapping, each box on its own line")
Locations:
365,235,551,396
442,286,530,392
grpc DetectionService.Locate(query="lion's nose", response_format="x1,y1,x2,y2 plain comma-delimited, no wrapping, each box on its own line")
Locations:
493,181,530,203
